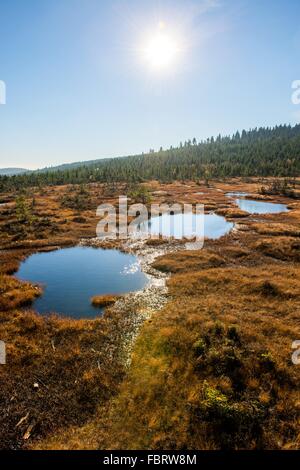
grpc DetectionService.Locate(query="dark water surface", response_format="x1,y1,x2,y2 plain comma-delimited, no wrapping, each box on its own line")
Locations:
16,247,148,318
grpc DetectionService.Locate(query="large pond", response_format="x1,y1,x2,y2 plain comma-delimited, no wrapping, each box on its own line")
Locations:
235,198,288,214
137,213,233,240
16,247,148,318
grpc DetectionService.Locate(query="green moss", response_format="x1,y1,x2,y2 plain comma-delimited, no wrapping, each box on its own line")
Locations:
200,382,230,418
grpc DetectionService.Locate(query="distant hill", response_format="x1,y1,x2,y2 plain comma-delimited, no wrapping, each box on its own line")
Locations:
36,158,113,173
0,168,31,176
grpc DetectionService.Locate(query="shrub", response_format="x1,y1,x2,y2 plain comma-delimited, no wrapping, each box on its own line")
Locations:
72,216,86,223
260,178,297,198
192,338,206,357
61,186,92,211
227,326,240,344
128,185,152,204
212,321,225,337
259,352,276,372
197,382,265,449
258,281,281,297
201,382,230,418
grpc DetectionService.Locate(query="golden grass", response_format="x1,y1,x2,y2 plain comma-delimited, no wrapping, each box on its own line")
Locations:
0,275,42,310
252,223,300,237
72,261,299,450
215,207,249,218
252,237,300,261
152,250,226,273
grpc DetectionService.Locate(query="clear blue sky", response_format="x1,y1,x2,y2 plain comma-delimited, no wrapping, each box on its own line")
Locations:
0,0,299,169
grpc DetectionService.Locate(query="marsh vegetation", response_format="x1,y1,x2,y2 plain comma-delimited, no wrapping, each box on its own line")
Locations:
0,177,299,450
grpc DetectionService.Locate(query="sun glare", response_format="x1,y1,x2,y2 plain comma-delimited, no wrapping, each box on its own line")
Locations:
141,23,181,72
144,33,179,69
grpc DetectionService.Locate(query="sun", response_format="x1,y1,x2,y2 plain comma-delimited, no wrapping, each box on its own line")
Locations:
144,33,178,69
141,24,181,71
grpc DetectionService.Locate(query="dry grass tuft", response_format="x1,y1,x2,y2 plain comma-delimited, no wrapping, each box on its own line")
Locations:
215,208,249,218
0,275,42,310
253,237,300,261
91,295,121,308
153,250,226,273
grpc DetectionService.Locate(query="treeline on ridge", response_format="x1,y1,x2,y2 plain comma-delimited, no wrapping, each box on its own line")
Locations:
1,124,300,191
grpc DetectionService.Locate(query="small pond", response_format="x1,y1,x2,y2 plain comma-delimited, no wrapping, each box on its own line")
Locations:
235,198,288,214
225,192,288,214
16,247,148,318
136,213,234,240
